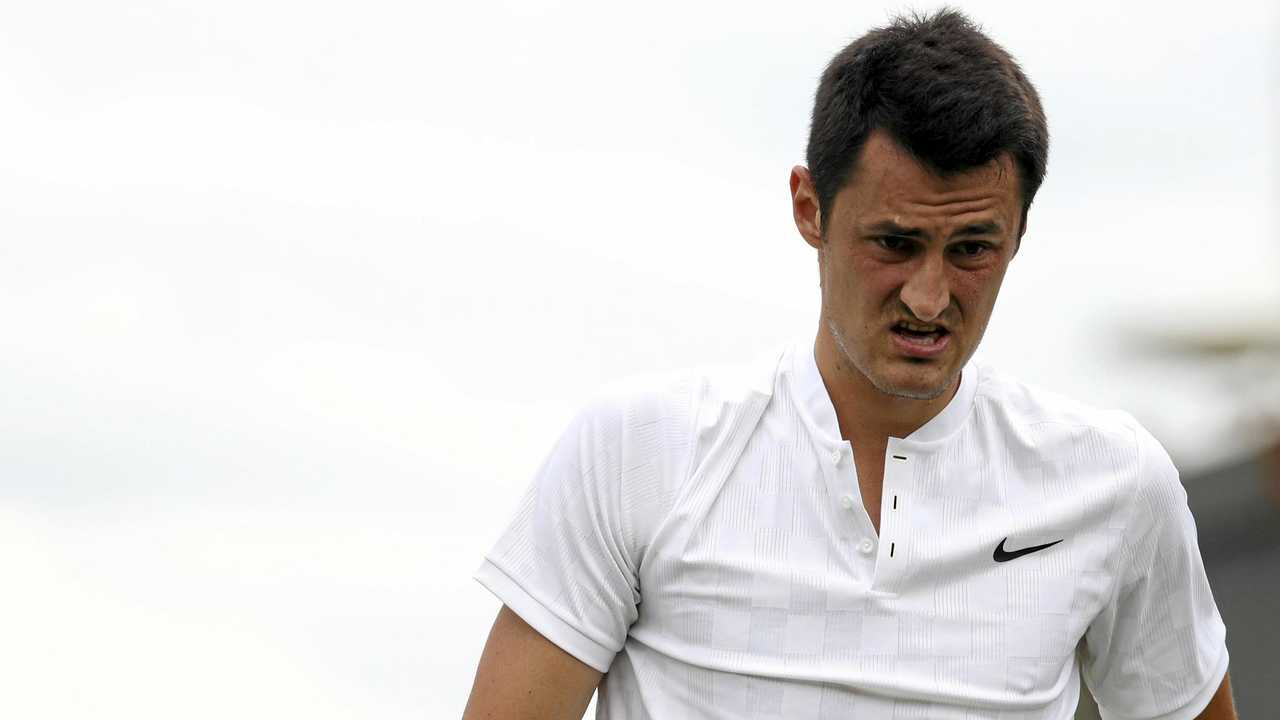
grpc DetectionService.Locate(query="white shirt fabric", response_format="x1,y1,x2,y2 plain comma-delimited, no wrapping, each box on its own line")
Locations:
474,336,1229,719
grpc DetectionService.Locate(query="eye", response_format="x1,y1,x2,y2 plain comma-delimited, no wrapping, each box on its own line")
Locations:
951,241,991,258
875,236,913,253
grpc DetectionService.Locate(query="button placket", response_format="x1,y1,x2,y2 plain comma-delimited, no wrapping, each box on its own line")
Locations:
817,443,841,505
863,444,911,595
829,445,854,511
826,443,870,548
882,448,910,562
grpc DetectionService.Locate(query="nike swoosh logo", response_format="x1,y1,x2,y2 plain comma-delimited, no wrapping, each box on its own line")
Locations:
993,537,1063,562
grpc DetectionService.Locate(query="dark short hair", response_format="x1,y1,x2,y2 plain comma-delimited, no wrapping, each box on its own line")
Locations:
805,7,1048,236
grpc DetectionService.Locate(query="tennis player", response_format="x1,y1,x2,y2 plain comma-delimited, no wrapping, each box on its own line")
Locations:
463,8,1236,719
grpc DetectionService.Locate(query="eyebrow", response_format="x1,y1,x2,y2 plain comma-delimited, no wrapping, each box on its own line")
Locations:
864,220,1004,238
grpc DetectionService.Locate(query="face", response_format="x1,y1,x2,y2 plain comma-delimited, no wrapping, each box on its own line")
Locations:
791,129,1023,401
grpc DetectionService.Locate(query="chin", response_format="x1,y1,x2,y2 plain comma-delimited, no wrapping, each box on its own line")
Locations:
828,320,962,401
869,361,955,401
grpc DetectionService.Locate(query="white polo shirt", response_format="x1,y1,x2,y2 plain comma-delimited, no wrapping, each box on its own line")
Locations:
475,336,1229,719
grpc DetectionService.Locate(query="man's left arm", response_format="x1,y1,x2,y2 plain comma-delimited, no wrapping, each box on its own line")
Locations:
1080,421,1233,719
1195,672,1237,720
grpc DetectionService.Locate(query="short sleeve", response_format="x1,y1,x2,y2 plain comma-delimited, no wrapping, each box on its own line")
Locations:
474,374,697,673
1080,423,1229,720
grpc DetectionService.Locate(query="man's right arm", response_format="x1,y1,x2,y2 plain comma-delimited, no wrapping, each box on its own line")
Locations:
465,376,702,718
461,605,603,720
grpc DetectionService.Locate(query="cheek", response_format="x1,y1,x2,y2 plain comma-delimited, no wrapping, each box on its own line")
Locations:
824,254,913,315
843,257,906,297
950,268,1005,316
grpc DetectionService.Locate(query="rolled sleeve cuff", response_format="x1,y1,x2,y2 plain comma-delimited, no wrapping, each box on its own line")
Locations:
1099,644,1230,720
473,559,618,673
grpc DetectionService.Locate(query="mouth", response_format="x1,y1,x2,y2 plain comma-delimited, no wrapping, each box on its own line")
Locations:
891,320,949,340
890,321,951,357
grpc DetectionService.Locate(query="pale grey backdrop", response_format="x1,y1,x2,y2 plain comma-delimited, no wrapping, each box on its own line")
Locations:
0,1,1275,717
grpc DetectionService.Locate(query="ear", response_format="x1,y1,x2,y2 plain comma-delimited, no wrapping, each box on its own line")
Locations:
790,166,824,250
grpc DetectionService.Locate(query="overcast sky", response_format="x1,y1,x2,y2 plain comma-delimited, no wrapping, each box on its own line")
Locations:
0,1,1276,718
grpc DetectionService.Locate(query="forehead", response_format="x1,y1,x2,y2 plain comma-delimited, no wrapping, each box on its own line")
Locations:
833,129,1021,235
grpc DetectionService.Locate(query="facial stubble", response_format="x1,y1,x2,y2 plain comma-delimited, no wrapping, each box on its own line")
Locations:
819,249,957,403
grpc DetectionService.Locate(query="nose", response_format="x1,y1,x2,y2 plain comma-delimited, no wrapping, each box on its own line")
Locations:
899,253,950,322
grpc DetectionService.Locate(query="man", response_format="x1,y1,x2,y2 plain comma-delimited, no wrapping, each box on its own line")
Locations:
463,9,1236,719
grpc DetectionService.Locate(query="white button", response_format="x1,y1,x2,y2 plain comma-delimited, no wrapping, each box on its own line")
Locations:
859,538,874,554
839,494,855,510
830,450,842,464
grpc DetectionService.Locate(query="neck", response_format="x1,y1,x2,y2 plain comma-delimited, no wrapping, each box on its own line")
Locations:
812,328,960,442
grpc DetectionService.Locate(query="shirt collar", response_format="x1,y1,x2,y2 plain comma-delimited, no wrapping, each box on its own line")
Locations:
786,334,978,449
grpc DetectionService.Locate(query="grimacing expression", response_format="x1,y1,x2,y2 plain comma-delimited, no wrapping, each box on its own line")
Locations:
798,129,1023,401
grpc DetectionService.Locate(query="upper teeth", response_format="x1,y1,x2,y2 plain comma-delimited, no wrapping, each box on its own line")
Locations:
900,322,940,332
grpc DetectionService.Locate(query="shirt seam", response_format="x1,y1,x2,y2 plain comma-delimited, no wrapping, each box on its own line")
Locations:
1103,421,1147,614
635,373,705,576
1085,420,1153,711
615,390,637,580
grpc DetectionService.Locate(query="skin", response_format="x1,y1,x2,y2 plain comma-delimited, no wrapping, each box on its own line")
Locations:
459,612,1235,720
461,126,1238,720
790,128,1023,535
790,127,1237,718
461,605,601,720
1197,672,1238,719
790,128,1022,443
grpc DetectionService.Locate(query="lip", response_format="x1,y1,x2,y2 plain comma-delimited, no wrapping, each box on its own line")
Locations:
890,327,951,358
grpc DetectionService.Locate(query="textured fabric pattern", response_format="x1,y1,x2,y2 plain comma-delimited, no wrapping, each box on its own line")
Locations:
474,337,1228,719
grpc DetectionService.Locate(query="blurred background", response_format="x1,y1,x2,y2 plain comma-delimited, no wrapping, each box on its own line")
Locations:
0,0,1275,717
